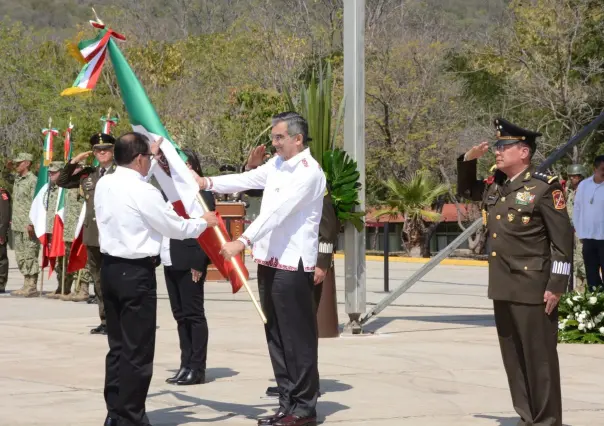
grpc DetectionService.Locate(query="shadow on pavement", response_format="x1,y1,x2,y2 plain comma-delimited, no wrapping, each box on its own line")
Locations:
364,314,495,333
474,414,571,426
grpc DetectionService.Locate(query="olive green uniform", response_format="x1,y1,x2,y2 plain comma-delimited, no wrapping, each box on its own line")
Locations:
11,171,40,290
458,158,573,426
57,162,116,324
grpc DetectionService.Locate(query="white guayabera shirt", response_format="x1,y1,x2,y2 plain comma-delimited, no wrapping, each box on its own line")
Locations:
207,148,326,272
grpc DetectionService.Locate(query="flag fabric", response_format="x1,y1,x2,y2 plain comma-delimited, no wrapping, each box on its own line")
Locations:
61,21,248,293
60,23,125,97
106,38,247,293
101,114,119,134
67,204,87,273
29,127,57,269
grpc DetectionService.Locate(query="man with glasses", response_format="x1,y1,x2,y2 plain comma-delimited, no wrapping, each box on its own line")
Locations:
95,132,217,426
457,118,572,426
193,112,325,426
57,133,115,334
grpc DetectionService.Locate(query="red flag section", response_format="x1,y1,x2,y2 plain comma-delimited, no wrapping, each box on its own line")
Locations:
171,200,246,293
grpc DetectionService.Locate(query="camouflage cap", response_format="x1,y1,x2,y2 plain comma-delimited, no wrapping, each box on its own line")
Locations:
48,161,65,172
567,164,588,178
12,152,33,163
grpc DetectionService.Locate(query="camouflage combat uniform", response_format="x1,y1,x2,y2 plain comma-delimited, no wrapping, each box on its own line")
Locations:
566,187,586,289
11,169,40,296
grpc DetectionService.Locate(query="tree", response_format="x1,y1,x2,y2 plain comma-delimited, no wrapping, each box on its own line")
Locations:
376,170,449,257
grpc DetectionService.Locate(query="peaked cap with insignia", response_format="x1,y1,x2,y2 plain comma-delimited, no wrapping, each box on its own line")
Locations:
494,118,542,153
90,133,115,149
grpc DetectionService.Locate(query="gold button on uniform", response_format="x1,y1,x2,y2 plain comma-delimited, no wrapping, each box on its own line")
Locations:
496,215,501,220
501,197,506,201
524,266,528,270
491,251,497,257
493,233,497,238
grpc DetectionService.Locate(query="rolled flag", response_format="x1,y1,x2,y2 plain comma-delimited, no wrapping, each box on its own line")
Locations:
64,121,74,162
29,124,57,269
101,113,119,134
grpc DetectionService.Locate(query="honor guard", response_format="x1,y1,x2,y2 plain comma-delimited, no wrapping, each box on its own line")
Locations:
457,118,573,426
56,133,117,334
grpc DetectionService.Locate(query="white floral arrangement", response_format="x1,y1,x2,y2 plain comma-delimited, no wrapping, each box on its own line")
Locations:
558,290,604,344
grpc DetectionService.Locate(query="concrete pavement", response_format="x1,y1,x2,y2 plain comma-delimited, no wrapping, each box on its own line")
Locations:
1,249,603,425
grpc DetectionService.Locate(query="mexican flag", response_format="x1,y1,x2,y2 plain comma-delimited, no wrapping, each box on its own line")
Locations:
29,126,58,269
61,20,248,293
48,123,73,273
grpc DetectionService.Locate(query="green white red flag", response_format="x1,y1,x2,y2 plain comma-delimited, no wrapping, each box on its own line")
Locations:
61,20,248,293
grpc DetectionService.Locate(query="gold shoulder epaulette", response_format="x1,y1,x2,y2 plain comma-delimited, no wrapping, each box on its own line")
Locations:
532,172,558,184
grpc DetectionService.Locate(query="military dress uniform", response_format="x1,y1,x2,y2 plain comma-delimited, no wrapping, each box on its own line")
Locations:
457,118,573,426
10,153,41,297
56,133,116,332
0,186,11,292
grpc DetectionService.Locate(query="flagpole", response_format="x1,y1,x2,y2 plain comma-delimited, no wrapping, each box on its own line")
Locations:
61,256,66,295
195,193,267,324
39,116,52,297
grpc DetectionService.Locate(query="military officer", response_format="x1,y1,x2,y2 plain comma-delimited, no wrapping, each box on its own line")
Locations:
0,185,10,293
457,118,573,426
565,164,588,291
57,133,116,335
10,153,40,297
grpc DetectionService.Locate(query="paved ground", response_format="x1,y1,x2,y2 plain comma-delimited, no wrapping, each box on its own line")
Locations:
1,249,603,425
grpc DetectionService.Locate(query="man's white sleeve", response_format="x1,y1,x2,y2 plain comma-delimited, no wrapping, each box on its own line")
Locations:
207,162,270,194
137,185,208,240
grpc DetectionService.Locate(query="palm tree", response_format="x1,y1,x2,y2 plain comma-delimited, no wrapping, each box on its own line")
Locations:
376,171,449,257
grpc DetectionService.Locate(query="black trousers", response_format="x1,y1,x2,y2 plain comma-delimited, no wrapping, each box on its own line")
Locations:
0,241,7,290
494,300,562,426
258,261,319,417
164,266,208,370
582,239,604,290
102,254,158,426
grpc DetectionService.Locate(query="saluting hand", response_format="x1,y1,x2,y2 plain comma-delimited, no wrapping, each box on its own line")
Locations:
202,211,218,228
71,151,92,164
465,141,490,161
245,145,266,170
544,291,562,315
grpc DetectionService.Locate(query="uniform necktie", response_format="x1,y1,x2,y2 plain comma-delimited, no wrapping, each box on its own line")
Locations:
100,168,106,177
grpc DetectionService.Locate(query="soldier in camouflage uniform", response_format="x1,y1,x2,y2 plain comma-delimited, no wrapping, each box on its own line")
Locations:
0,185,10,293
10,153,41,297
565,164,588,291
45,162,92,299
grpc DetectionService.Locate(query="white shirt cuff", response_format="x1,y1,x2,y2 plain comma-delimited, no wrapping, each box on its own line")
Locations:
237,235,252,248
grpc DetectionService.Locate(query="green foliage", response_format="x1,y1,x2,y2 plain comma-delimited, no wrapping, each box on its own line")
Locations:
376,171,449,250
322,149,365,232
558,289,604,344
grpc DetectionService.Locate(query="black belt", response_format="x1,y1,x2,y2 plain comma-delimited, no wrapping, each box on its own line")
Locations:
102,253,160,268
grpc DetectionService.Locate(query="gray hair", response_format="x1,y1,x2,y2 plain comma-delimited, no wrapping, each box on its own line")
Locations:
271,112,311,145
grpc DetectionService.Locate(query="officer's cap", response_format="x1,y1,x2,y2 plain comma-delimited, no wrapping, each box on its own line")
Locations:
48,161,64,172
12,152,33,163
90,133,116,149
494,118,542,153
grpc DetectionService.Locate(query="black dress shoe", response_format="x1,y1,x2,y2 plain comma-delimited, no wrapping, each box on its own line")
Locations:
103,416,117,426
166,367,190,384
176,369,205,385
257,411,287,426
90,324,107,335
265,386,280,397
274,415,317,426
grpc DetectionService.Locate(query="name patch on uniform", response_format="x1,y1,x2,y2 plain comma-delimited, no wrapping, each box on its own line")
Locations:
552,190,566,210
515,191,535,205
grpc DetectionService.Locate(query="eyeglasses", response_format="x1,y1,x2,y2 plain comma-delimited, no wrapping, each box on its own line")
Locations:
491,143,520,153
140,153,154,160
